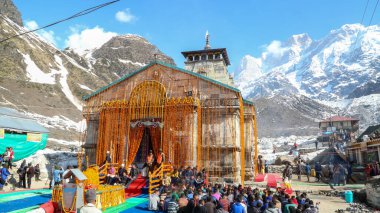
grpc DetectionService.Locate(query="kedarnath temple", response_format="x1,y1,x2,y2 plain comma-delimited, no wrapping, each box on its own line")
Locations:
81,34,258,183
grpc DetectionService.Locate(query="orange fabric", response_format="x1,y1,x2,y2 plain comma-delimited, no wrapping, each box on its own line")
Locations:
127,127,144,166
157,154,163,164
150,127,161,156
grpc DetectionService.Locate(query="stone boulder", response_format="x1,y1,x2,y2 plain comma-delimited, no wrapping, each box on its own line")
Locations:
274,155,296,165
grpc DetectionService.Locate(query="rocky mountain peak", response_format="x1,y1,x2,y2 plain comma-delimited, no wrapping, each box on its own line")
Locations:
287,33,312,47
0,0,23,26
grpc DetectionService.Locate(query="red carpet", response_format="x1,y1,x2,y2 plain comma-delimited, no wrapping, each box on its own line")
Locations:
254,174,266,182
124,175,147,198
266,174,280,188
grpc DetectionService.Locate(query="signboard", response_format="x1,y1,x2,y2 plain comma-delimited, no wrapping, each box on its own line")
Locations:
63,183,77,210
0,128,4,139
27,133,42,142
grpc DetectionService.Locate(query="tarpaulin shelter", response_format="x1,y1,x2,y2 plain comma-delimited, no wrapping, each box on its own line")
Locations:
0,107,49,161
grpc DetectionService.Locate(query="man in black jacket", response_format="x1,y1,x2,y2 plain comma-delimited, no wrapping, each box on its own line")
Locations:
26,163,35,189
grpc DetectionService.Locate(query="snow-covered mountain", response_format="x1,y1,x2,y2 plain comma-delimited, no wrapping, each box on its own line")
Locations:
236,24,380,136
237,24,380,100
0,1,174,143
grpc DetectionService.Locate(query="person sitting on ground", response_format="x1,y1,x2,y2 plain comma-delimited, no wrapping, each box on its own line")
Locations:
78,189,102,213
178,193,188,209
204,196,216,213
162,173,171,188
192,195,206,213
251,202,262,213
170,168,179,184
219,193,230,212
284,199,297,213
308,200,319,213
118,164,131,187
264,202,278,213
106,165,116,185
231,195,245,213
148,189,160,211
130,163,139,179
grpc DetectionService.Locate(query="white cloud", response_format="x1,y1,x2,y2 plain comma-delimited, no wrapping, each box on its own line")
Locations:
65,26,117,55
25,20,38,30
115,8,136,23
261,40,290,60
25,20,59,46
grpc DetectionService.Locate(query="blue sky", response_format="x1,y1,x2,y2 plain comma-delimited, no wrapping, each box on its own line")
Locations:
13,0,380,71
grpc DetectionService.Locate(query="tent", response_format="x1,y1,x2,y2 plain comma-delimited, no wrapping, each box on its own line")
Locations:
0,107,49,161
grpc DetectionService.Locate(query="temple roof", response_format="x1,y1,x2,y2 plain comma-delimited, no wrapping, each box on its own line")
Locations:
83,61,241,101
181,48,231,65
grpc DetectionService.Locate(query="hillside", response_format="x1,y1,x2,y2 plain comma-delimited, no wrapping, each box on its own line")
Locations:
0,3,174,144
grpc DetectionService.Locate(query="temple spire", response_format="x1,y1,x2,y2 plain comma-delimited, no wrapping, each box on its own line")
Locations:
205,30,211,49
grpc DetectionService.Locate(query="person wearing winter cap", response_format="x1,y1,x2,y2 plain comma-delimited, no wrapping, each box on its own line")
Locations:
78,189,102,213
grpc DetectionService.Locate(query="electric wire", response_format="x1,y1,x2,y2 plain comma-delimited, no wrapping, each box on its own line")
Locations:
368,0,380,26
0,0,120,44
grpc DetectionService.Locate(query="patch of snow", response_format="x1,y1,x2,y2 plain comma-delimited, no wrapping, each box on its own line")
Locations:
118,58,146,67
53,56,83,111
48,138,81,147
24,112,81,131
259,135,316,164
0,86,9,91
78,84,92,91
300,149,325,162
22,54,56,84
14,148,78,181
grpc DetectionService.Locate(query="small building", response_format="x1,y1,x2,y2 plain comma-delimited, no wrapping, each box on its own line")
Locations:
347,124,380,164
317,116,359,143
0,107,49,161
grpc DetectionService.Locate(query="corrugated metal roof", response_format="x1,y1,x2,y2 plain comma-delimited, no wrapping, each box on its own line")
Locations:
320,116,359,123
83,61,241,101
357,124,380,141
0,107,49,133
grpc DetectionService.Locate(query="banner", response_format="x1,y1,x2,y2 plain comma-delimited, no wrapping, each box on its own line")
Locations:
0,129,4,139
27,133,42,142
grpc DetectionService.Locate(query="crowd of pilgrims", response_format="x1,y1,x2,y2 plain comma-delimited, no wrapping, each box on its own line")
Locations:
99,149,320,213
147,167,319,213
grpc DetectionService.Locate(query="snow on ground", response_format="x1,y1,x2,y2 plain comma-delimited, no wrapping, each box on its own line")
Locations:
24,112,81,131
48,138,81,147
0,86,9,91
300,149,325,162
22,54,56,84
318,98,352,109
118,58,146,67
53,56,83,111
78,83,93,91
14,148,78,180
259,135,316,164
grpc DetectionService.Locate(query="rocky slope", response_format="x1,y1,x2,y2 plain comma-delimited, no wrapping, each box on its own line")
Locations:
0,3,174,144
236,24,380,136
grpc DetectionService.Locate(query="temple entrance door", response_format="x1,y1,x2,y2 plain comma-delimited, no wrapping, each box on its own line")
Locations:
134,128,153,168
